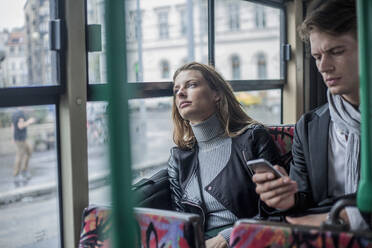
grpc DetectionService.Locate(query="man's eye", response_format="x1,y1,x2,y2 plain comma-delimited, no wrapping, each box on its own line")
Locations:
173,89,179,95
313,55,321,61
332,49,344,55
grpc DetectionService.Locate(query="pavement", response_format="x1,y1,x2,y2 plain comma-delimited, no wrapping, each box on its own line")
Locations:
0,144,168,206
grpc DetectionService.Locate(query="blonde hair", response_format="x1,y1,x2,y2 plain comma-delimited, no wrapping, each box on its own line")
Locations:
172,62,259,149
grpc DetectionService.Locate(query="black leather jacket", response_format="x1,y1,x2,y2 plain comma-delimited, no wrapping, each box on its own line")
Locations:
168,125,280,228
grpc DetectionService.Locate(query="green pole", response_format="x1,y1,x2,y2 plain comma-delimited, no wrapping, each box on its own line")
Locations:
357,0,372,213
104,0,135,247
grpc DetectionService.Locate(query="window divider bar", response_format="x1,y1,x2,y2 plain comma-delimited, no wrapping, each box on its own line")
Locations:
0,86,63,107
244,0,285,9
208,0,215,67
87,80,284,102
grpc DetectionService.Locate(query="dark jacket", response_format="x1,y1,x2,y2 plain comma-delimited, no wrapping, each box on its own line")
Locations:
168,125,280,228
290,103,332,212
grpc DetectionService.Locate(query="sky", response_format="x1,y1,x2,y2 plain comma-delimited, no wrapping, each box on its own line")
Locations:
0,0,27,31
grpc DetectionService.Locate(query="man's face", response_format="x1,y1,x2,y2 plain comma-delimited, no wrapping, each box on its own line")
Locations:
310,30,359,105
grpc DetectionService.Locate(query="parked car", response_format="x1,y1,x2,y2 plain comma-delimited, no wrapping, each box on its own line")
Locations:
235,92,262,107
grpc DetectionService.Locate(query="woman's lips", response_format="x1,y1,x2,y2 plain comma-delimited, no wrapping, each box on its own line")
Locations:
179,101,191,109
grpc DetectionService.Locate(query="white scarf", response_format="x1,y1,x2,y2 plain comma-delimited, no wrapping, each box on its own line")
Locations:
327,90,360,194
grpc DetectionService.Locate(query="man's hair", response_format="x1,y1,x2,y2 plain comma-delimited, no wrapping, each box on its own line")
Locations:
172,62,259,149
299,0,357,42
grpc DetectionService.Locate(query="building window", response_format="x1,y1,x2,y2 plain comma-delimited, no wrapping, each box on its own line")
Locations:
179,8,187,36
157,11,169,39
255,6,266,28
257,53,267,79
160,60,169,79
231,55,240,80
128,10,141,40
228,3,240,31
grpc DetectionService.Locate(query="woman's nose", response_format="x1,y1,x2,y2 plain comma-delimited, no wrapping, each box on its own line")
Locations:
177,87,186,97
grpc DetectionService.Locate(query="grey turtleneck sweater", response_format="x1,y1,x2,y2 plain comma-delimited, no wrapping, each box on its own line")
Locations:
184,113,236,243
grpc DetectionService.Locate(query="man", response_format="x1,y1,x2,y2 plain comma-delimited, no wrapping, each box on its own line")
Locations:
12,108,35,182
252,0,369,230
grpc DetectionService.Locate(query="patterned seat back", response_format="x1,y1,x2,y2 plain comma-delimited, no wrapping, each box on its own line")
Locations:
230,219,372,248
268,125,294,172
134,207,204,248
79,205,111,248
79,206,204,248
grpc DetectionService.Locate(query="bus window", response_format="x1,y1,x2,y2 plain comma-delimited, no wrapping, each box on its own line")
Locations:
0,0,57,88
129,96,173,182
0,105,60,247
235,89,281,124
87,102,111,205
215,1,281,80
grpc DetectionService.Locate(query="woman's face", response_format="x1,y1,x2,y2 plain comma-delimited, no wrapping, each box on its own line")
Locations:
173,70,219,124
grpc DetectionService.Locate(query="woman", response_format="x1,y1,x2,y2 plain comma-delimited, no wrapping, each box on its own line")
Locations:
168,62,280,247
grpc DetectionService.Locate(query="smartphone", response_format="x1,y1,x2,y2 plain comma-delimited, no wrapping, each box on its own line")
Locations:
246,158,284,178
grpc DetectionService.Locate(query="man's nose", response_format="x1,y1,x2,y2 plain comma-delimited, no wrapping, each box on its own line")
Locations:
318,55,334,73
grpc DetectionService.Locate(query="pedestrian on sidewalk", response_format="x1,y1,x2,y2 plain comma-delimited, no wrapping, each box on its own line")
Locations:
11,107,35,182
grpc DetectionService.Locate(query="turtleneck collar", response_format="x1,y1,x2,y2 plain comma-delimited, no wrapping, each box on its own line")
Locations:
190,113,225,144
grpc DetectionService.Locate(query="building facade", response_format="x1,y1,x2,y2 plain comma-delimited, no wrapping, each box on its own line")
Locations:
0,28,28,87
86,0,280,84
24,0,52,85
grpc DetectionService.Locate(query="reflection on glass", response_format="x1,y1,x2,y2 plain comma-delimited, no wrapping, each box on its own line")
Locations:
86,99,174,202
0,105,60,247
125,0,208,82
235,89,281,124
86,102,111,204
87,0,105,84
0,0,56,87
128,97,173,180
215,0,281,80
87,0,208,83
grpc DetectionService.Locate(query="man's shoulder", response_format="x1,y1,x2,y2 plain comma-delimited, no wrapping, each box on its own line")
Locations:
12,111,24,122
298,103,329,124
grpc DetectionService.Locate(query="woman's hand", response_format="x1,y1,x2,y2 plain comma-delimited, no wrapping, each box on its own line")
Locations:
252,165,297,210
205,234,228,248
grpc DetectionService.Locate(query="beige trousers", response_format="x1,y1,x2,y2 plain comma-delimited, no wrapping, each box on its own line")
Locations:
13,141,32,176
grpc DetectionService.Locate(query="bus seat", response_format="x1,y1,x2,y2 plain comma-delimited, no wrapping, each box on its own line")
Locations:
79,205,111,248
268,125,294,172
134,207,204,248
79,205,204,248
229,219,372,248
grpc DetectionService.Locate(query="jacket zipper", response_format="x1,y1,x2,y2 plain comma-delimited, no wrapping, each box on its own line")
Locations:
242,149,254,177
181,199,206,228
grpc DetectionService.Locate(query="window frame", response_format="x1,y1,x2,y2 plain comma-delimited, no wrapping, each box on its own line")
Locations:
0,0,66,246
